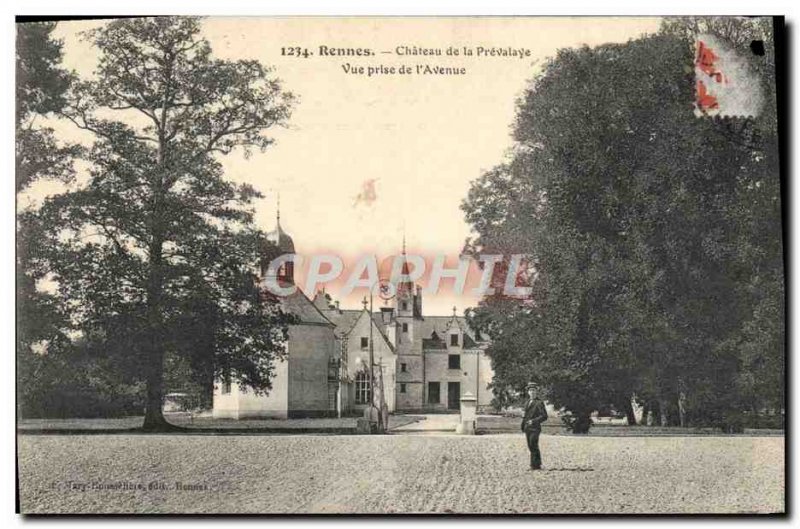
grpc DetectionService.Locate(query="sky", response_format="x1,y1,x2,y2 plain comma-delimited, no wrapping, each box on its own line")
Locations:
42,17,662,315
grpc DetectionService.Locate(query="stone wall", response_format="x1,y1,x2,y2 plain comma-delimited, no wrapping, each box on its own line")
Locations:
212,344,290,419
416,349,493,413
288,324,337,416
343,311,397,413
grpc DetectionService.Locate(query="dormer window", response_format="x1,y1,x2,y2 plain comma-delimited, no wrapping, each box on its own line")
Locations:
360,337,369,349
450,334,459,347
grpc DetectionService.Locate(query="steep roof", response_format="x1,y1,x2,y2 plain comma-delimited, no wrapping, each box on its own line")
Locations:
264,218,295,254
419,316,484,349
323,309,396,353
325,309,363,337
422,330,447,350
371,312,393,333
316,303,485,350
365,311,396,353
278,288,335,327
462,333,478,348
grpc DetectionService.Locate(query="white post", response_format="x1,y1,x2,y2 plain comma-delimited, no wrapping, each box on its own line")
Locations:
456,391,478,434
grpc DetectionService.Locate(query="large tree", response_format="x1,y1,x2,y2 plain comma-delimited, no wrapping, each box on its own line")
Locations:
463,18,783,431
15,21,81,193
24,17,297,430
660,16,784,425
16,22,81,416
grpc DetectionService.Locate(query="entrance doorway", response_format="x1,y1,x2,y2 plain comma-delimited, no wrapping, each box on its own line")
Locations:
447,382,460,410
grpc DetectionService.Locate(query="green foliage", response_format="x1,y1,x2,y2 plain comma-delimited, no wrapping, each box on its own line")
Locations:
15,22,81,193
16,22,71,120
463,18,783,432
18,338,146,419
20,17,297,428
16,21,82,418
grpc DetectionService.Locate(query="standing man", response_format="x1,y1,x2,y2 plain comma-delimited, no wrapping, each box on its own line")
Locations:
521,383,548,470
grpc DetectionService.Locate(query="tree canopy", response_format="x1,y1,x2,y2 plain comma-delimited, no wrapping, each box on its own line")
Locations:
21,17,297,429
463,18,783,432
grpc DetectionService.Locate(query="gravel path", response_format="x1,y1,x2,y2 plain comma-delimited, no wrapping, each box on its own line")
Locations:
17,433,783,514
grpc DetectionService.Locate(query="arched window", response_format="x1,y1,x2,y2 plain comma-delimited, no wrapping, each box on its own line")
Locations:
355,370,371,405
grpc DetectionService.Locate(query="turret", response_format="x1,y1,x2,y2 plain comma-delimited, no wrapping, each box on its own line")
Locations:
260,201,295,284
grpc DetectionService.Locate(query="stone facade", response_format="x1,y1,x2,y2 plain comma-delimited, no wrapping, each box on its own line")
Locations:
212,289,339,419
315,252,494,414
212,216,341,419
317,301,398,414
212,217,494,419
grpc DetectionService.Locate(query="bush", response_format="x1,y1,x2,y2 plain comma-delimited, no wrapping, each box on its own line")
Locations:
18,348,145,419
561,412,592,434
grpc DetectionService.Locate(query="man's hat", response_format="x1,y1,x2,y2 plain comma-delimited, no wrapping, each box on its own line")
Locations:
526,382,538,390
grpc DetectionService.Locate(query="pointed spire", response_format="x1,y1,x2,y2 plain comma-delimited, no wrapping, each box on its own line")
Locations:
362,296,368,310
397,222,414,300
276,191,281,227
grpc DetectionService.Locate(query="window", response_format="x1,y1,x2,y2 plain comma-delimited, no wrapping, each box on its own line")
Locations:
448,354,460,370
360,337,369,350
400,383,407,394
402,323,408,333
401,301,408,311
401,363,407,373
355,371,371,405
428,382,440,404
450,334,459,346
222,370,231,395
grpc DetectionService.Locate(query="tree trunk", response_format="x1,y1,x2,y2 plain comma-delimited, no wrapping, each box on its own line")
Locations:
141,86,172,433
140,227,179,432
142,348,171,431
625,399,637,426
141,304,178,431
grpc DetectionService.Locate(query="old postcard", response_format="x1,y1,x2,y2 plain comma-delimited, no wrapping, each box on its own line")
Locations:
15,16,784,514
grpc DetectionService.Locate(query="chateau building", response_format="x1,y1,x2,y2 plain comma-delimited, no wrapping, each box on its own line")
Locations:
212,216,494,419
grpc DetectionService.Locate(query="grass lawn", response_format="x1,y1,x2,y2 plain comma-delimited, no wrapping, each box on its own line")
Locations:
17,414,422,433
476,415,785,436
18,414,783,437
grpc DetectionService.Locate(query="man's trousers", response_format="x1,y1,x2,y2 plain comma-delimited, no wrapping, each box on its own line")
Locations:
525,429,542,469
